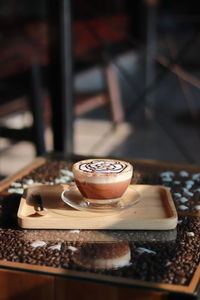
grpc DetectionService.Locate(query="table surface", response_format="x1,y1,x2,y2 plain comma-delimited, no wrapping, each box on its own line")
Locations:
0,154,199,296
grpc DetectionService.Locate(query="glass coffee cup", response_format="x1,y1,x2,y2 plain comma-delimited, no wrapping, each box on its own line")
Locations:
72,158,133,206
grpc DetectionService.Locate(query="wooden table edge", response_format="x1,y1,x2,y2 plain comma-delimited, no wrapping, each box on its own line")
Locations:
0,259,199,295
0,157,46,192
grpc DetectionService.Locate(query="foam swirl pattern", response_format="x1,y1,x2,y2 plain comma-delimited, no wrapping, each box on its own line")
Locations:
73,159,133,184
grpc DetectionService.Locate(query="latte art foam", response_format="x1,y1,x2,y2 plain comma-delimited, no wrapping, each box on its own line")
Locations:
79,160,128,174
73,159,133,184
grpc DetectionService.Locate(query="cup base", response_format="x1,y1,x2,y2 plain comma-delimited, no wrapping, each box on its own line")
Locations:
61,185,140,213
84,197,121,205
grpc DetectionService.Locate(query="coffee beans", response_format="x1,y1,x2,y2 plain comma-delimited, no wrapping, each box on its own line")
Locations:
141,168,200,214
0,216,198,285
0,159,199,287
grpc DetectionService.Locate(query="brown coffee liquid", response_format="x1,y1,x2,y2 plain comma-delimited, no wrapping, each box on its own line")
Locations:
75,179,131,199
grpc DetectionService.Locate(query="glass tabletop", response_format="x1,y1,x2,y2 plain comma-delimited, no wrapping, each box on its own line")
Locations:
0,155,199,295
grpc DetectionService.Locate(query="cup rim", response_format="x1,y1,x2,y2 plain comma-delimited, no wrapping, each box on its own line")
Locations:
73,159,133,176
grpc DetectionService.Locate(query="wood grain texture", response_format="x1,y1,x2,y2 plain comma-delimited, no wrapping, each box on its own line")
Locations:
0,268,169,300
0,269,54,300
17,184,178,230
54,277,169,300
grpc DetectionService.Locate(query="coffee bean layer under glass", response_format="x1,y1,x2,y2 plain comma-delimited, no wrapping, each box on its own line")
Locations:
72,159,133,207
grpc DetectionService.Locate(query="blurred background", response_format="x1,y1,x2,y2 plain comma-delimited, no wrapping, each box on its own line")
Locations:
0,0,200,178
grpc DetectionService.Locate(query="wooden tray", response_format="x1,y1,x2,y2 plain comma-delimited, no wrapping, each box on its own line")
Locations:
17,184,178,230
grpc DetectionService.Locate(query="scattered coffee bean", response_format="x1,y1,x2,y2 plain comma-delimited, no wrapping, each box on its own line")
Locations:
173,181,181,185
48,244,62,251
136,247,157,255
173,193,181,198
7,188,24,194
10,182,22,188
182,188,194,197
68,246,78,252
186,232,195,237
160,171,174,177
185,180,194,189
69,230,80,234
161,177,173,182
179,197,188,204
179,205,189,211
31,240,47,248
179,171,189,177
192,174,200,181
194,205,200,211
